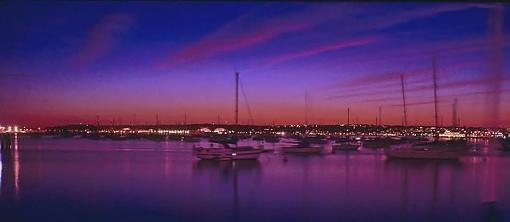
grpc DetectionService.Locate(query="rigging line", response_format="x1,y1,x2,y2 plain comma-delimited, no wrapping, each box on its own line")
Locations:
239,79,255,125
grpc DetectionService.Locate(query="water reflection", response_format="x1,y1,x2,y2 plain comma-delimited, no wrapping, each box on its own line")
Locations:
383,159,463,222
0,138,509,222
1,134,20,201
192,160,262,222
0,134,20,222
0,152,2,192
14,134,19,196
480,157,502,222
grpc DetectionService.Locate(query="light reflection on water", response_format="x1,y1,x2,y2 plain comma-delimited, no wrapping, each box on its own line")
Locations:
0,152,2,190
0,137,509,222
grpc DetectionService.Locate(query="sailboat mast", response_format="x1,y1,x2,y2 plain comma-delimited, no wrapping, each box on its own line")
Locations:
432,54,439,128
378,106,382,126
400,74,408,127
347,107,350,126
452,98,458,127
305,91,309,125
235,72,239,125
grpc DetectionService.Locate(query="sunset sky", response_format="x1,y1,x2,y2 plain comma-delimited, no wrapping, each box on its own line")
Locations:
0,2,509,127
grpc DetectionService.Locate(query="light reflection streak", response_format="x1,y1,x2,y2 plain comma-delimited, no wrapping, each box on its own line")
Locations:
0,152,3,191
481,157,497,203
13,134,19,197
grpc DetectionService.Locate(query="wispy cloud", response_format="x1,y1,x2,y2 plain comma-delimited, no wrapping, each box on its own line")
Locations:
157,3,486,68
157,5,361,66
326,55,488,94
339,70,424,87
347,4,477,32
408,77,510,93
74,13,134,68
387,101,435,107
329,77,510,104
267,36,380,66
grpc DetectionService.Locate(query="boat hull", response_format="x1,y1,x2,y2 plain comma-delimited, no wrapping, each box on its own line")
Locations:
332,144,360,151
194,148,262,160
282,147,322,154
384,148,461,160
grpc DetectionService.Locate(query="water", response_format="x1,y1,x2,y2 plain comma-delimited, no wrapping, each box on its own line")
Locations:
1,136,509,222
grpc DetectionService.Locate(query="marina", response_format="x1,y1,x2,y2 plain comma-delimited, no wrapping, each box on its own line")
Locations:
1,2,509,222
1,135,510,222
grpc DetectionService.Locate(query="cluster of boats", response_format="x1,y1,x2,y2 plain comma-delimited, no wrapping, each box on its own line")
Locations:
191,134,490,161
192,135,326,160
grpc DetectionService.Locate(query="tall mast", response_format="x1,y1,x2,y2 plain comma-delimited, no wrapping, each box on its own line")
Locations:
347,107,350,126
378,106,382,126
235,72,239,125
304,91,309,125
452,98,458,127
400,74,408,127
432,54,439,128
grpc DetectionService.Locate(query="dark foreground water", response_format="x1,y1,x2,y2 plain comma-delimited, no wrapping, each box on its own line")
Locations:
1,136,510,222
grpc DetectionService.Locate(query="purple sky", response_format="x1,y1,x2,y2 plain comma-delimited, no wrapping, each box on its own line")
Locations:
0,2,509,127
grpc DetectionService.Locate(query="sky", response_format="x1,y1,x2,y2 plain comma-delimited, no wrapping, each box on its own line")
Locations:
0,2,509,127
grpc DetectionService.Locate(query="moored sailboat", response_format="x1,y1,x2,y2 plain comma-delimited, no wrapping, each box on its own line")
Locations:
281,140,323,154
193,143,262,160
384,55,467,160
332,141,360,151
384,141,465,160
193,72,260,161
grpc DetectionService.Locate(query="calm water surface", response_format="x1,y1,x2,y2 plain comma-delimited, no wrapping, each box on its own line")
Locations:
1,136,509,222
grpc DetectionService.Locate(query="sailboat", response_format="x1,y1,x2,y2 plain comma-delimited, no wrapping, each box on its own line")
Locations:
193,72,262,161
280,92,324,154
385,55,466,160
281,140,323,154
193,143,262,160
333,140,361,151
384,140,465,160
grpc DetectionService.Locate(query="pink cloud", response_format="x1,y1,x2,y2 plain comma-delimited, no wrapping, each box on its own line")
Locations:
157,3,487,67
267,36,380,66
350,4,477,32
74,13,134,68
157,5,361,66
407,77,510,93
330,68,428,89
334,77,510,105
327,56,489,94
388,101,435,107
